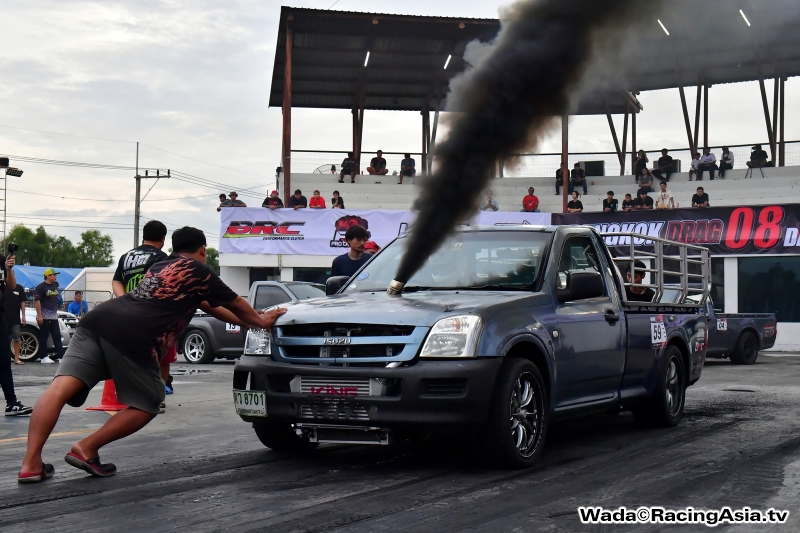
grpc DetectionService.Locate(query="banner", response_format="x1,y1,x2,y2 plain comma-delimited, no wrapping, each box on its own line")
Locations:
219,208,552,255
552,204,800,255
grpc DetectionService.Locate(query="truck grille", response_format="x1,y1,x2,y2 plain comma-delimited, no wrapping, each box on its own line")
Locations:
280,324,414,337
296,376,371,396
282,345,405,358
300,402,369,421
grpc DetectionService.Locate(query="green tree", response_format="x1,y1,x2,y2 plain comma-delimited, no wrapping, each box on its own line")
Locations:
4,225,114,267
206,247,220,274
77,230,114,267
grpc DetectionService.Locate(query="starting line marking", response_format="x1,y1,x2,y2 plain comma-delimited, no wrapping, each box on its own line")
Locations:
0,429,94,445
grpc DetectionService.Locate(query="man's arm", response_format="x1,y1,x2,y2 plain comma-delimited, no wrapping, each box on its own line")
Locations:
5,256,16,288
20,300,26,325
112,280,126,298
200,300,249,327
203,297,286,330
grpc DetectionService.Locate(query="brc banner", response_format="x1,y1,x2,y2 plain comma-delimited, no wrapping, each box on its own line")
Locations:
552,204,800,255
219,208,552,255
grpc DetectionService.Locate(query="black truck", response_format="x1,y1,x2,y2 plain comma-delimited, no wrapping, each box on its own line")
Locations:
703,301,776,365
233,226,711,467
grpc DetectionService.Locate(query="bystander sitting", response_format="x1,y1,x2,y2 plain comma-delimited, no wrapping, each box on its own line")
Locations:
399,154,416,184
288,189,307,209
747,144,769,169
331,190,345,209
367,150,388,175
698,147,718,180
482,190,499,212
603,191,618,212
621,193,635,211
262,190,284,210
555,164,569,195
67,291,89,316
655,181,674,210
339,152,358,183
570,163,587,194
216,193,231,212
309,190,326,209
689,152,700,181
636,168,654,192
633,150,649,181
653,149,674,181
634,190,654,210
692,187,710,207
567,191,583,213
522,187,539,212
718,146,734,179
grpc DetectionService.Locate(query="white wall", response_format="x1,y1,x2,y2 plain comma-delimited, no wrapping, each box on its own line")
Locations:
220,266,250,296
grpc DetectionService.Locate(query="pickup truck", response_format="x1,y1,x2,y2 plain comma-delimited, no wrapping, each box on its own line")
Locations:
233,226,710,467
178,281,326,364
702,300,776,365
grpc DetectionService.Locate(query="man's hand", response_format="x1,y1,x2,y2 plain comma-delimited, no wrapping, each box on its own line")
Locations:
36,315,43,326
257,308,287,330
269,205,276,210
5,255,15,270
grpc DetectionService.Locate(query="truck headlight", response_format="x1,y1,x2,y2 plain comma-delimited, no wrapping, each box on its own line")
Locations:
420,315,483,358
244,328,271,355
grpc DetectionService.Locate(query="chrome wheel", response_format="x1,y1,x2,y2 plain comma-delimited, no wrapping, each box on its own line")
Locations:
509,371,542,458
18,330,40,362
665,357,683,417
183,332,206,363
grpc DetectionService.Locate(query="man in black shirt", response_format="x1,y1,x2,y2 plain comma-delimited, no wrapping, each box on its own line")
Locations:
288,189,307,210
653,148,674,181
692,187,710,208
570,163,587,194
625,260,655,302
634,190,654,210
367,150,388,175
747,144,769,169
603,191,618,212
621,193,635,212
339,152,358,183
0,254,32,416
331,225,371,278
19,227,286,483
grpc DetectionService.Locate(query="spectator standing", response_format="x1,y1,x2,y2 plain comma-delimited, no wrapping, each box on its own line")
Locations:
692,187,710,207
698,147,718,180
621,193,635,211
331,225,371,278
4,281,27,365
718,146,734,179
567,191,583,213
331,191,345,209
633,150,649,180
653,149,674,181
35,269,62,364
634,190,654,210
309,190,326,209
216,193,231,212
339,152,358,183
399,153,416,184
367,151,389,175
747,144,769,170
481,191,499,212
603,191,618,212
655,181,674,210
555,164,569,195
262,190,284,210
228,192,246,207
288,190,308,210
688,152,700,181
570,163,587,194
67,291,89,317
0,254,32,414
522,187,540,212
636,168,654,192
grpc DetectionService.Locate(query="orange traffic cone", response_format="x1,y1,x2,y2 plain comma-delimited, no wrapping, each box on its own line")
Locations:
86,380,128,411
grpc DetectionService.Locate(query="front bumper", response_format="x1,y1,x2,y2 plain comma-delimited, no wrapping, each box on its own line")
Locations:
233,356,504,431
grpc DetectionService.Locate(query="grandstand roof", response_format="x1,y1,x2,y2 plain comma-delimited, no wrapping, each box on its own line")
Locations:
270,2,800,114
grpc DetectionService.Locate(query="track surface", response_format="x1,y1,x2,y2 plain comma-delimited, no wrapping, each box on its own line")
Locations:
2,356,800,532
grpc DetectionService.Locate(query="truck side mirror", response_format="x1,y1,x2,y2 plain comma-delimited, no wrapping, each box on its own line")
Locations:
557,271,604,302
326,276,350,296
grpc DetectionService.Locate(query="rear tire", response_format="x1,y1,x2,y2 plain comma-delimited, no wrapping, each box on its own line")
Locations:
182,330,215,364
633,345,686,427
729,332,759,365
253,419,319,453
481,358,548,468
18,327,41,362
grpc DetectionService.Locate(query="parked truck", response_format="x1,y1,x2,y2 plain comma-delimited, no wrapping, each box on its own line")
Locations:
233,226,710,467
703,302,776,365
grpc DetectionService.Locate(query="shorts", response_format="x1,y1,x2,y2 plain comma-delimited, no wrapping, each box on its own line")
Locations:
8,324,20,342
162,345,178,365
56,328,165,414
402,169,416,177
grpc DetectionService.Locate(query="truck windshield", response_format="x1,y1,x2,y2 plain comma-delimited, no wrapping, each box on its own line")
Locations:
344,231,550,293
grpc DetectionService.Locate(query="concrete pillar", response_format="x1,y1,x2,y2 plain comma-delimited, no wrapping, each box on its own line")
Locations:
723,257,738,314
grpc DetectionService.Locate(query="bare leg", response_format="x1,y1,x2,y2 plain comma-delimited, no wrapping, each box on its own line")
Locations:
350,171,356,183
21,376,85,473
13,340,22,364
71,408,156,460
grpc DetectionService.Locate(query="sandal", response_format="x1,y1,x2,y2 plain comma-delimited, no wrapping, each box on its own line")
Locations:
14,361,24,365
18,463,55,483
65,451,117,477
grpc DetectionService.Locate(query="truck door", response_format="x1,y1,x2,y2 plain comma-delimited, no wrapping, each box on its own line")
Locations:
553,235,626,408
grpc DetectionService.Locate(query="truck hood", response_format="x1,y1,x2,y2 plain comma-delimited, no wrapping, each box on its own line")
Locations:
272,290,543,327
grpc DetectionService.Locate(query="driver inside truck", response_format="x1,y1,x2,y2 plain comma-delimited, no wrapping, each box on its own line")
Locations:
625,260,655,302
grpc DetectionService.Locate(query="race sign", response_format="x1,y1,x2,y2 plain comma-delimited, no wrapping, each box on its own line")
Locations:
650,317,667,348
717,319,728,332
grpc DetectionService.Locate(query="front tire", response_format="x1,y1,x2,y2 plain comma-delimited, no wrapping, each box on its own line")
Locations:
182,330,215,364
633,345,686,427
18,327,41,362
729,332,759,365
482,358,548,468
253,419,319,453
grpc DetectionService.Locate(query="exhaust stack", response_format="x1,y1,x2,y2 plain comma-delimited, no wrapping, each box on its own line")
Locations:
387,280,405,296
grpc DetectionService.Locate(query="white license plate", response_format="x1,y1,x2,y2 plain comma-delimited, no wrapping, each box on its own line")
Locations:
233,390,266,417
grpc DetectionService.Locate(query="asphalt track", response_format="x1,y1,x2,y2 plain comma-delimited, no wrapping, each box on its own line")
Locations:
1,356,799,532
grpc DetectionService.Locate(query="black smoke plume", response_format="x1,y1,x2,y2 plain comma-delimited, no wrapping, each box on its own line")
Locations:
393,0,662,285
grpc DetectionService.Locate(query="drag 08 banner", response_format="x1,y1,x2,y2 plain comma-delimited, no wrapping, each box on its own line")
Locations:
219,208,552,255
552,204,800,255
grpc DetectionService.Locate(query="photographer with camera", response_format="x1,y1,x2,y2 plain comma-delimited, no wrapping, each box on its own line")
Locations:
0,244,33,415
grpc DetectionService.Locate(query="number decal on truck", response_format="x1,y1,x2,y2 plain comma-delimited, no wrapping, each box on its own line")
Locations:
650,321,667,346
226,323,241,334
717,319,728,332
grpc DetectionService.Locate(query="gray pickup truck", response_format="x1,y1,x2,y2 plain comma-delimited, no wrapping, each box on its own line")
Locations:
702,301,776,365
234,226,710,467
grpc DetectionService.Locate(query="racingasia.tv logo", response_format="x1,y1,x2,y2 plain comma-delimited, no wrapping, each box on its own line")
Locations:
223,221,305,240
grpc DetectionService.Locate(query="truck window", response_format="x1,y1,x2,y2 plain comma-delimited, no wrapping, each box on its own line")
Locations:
253,286,292,309
556,236,606,297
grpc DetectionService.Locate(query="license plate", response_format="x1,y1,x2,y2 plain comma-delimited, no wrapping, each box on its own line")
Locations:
233,389,266,417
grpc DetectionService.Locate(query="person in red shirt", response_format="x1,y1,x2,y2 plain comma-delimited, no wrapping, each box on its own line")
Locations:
521,187,540,212
309,190,326,209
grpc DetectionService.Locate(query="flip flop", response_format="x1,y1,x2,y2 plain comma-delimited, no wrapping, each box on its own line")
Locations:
18,463,55,483
64,451,117,477
14,361,24,365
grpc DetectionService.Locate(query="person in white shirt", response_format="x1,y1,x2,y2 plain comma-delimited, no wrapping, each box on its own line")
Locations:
698,147,718,180
689,152,700,181
718,146,734,179
655,181,674,210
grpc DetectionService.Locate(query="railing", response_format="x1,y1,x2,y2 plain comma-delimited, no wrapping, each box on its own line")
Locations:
292,141,799,178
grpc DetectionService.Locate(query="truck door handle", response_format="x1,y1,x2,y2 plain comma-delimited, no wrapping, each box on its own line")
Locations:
604,309,620,324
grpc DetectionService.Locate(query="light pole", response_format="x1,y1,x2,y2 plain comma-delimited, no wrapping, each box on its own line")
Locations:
0,157,23,248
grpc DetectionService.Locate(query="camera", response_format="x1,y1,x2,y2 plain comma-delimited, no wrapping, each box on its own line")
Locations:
7,242,18,255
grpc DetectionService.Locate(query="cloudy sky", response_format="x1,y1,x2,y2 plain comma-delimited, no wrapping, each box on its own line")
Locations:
1,0,797,259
